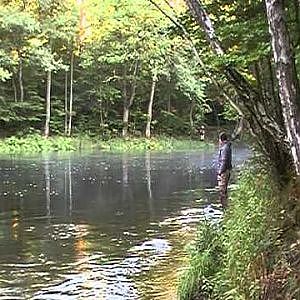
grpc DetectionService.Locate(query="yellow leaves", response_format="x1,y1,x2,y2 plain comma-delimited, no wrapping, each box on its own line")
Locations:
219,3,237,22
242,71,255,83
11,50,19,61
28,37,46,48
221,4,233,13
228,45,239,53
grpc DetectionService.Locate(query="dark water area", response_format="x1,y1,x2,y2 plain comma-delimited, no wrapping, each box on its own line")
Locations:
0,147,250,299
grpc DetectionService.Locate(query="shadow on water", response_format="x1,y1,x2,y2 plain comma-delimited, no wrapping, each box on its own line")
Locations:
0,146,250,299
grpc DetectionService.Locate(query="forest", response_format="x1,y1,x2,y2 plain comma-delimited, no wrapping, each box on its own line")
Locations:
1,0,300,299
0,0,214,142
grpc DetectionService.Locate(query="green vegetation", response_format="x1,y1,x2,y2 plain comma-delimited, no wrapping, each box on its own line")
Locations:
179,163,300,300
0,134,211,154
0,134,78,153
1,1,300,299
101,137,212,152
0,0,211,140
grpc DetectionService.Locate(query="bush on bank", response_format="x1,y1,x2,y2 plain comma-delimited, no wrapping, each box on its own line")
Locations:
0,134,212,154
179,163,300,300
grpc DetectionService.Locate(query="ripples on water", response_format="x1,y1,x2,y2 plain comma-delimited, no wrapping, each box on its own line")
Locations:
0,148,250,299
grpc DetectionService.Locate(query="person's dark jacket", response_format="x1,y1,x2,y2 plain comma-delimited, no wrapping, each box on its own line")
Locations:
218,141,232,175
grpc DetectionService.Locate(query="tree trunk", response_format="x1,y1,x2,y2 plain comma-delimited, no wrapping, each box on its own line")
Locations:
254,61,264,100
268,56,276,99
44,70,51,138
265,0,300,175
19,58,24,102
122,60,139,138
268,55,283,125
68,51,74,137
99,100,104,127
122,105,130,138
294,0,300,46
64,71,68,135
189,97,195,130
146,75,157,139
167,77,171,113
12,75,17,102
184,0,294,181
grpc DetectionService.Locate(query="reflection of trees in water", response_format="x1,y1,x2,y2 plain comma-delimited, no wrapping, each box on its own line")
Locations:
68,158,72,216
44,159,50,217
145,151,154,217
0,150,250,298
122,154,129,187
64,153,218,224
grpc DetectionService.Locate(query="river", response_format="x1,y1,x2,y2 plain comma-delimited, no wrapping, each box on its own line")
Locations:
0,146,250,299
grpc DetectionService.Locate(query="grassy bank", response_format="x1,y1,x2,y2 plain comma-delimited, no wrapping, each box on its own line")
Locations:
179,163,300,300
0,134,212,154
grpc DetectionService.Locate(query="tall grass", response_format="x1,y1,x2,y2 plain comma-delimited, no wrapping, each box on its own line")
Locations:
178,165,281,300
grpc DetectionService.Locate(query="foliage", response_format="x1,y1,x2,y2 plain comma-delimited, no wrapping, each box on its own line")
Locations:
178,221,223,300
0,134,211,154
100,136,212,152
0,134,78,153
0,0,211,137
179,165,282,300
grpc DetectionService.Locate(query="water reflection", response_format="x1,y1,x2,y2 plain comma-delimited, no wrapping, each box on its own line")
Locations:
0,147,250,299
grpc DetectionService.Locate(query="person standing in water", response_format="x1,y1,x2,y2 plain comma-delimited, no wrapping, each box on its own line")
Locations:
217,132,232,209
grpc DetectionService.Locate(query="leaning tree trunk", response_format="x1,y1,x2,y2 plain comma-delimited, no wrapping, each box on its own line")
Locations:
68,51,74,137
265,0,300,175
44,70,51,138
146,75,157,139
184,0,294,181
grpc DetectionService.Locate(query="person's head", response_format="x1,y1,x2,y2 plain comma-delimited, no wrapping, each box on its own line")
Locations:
219,132,228,145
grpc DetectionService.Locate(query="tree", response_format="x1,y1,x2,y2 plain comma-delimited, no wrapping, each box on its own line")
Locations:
183,0,294,182
265,0,300,175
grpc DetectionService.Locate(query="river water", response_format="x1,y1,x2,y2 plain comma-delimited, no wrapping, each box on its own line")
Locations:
0,147,250,300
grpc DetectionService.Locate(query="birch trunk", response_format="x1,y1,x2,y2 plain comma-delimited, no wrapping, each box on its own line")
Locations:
64,71,68,135
68,51,74,137
122,106,130,138
19,58,24,102
184,0,294,181
265,0,300,175
44,70,51,138
122,61,139,138
145,75,157,139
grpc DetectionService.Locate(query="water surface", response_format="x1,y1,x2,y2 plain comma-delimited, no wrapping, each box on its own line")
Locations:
0,147,250,299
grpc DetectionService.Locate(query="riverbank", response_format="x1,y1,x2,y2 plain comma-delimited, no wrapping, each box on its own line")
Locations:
0,134,213,154
179,162,300,299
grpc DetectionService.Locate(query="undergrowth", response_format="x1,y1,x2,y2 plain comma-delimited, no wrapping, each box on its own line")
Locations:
0,134,212,154
178,164,289,300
